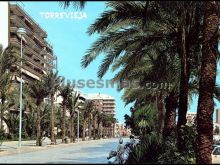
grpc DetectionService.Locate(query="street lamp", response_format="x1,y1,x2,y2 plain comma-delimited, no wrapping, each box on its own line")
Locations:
75,109,80,142
17,27,26,148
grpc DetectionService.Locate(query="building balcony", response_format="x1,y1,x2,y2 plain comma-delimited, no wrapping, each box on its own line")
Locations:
15,62,42,79
103,106,116,108
10,15,47,45
10,15,54,58
45,62,56,69
10,37,46,64
103,100,115,102
10,4,47,38
14,54,46,77
10,37,54,70
10,41,49,78
46,52,56,60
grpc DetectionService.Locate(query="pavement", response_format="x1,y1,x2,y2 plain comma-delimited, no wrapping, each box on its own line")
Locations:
0,138,128,163
0,139,63,156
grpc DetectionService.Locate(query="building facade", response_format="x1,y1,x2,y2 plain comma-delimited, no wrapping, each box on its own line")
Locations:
86,93,116,116
216,109,220,124
0,2,57,83
114,122,131,137
0,2,57,132
86,93,116,138
186,112,197,126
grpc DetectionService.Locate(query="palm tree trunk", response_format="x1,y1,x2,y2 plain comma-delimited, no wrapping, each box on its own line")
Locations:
97,115,100,139
82,119,86,141
36,102,41,146
156,92,165,135
88,114,92,140
196,2,219,163
0,97,5,130
70,115,73,142
62,105,66,143
70,112,75,142
50,96,55,144
163,92,178,139
0,108,3,130
177,12,191,151
93,113,97,139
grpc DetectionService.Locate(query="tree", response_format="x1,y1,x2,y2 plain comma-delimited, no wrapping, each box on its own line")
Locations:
102,113,117,138
61,1,86,10
79,100,94,141
59,81,73,143
28,79,49,146
68,91,81,142
20,84,37,138
0,45,18,130
196,1,219,163
44,71,62,144
81,1,208,152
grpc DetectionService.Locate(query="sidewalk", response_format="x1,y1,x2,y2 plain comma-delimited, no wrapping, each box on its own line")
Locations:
0,138,116,156
0,139,60,156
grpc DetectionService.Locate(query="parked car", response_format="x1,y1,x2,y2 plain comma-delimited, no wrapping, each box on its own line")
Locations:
213,144,220,151
212,146,220,164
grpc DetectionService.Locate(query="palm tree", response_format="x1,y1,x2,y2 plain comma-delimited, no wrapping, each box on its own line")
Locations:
3,111,19,138
102,113,117,138
97,112,104,138
40,103,52,139
111,37,182,140
0,74,14,130
162,92,178,139
68,91,81,142
59,82,73,143
88,109,93,140
22,85,37,138
0,45,18,130
196,1,219,164
28,79,49,146
79,100,94,141
91,100,103,139
44,71,62,144
81,1,204,150
12,84,37,138
60,1,86,10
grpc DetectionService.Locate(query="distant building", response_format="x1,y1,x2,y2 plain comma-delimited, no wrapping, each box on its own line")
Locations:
186,112,197,126
86,93,116,116
216,109,220,124
0,2,57,83
54,89,86,116
114,122,131,137
86,93,116,138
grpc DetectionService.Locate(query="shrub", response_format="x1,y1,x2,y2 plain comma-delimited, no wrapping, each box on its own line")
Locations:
126,132,162,164
157,139,195,164
157,125,197,164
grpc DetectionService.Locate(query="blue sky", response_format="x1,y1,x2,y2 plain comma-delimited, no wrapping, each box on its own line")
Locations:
14,1,220,123
15,1,133,123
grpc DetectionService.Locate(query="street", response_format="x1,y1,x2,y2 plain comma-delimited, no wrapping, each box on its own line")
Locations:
0,138,128,164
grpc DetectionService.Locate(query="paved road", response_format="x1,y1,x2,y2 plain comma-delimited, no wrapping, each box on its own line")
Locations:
0,138,129,164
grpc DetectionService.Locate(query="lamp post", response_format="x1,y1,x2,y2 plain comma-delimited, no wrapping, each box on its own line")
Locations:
17,27,26,148
75,109,80,142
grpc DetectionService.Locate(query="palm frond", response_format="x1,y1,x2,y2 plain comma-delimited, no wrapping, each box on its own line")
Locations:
60,1,86,10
